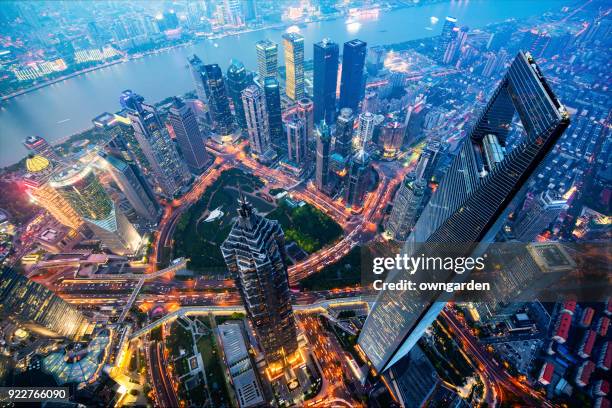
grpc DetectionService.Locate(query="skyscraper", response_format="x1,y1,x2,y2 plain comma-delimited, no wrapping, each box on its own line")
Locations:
188,54,208,104
344,149,371,208
255,39,278,82
282,32,305,100
167,97,210,174
242,84,275,163
22,155,83,230
0,268,93,340
227,60,250,130
121,90,191,197
285,114,308,167
333,108,355,158
358,52,570,373
339,39,367,112
437,16,458,62
23,135,60,162
296,97,314,144
50,164,142,255
202,64,236,138
263,78,284,147
99,152,159,222
221,196,299,366
356,112,376,150
313,39,339,124
514,190,568,241
385,173,427,241
315,121,332,192
378,119,406,159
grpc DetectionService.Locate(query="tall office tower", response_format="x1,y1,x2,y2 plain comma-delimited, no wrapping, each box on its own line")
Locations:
415,140,443,184
344,149,371,208
256,39,278,82
224,0,244,26
297,98,314,144
334,108,355,158
167,97,210,174
437,16,458,62
339,39,367,112
514,190,568,241
356,111,376,149
221,196,299,366
22,155,82,230
315,121,332,191
187,54,207,104
227,60,250,130
99,152,159,222
285,114,309,167
23,135,60,162
264,78,284,147
0,268,93,340
358,52,570,374
242,84,275,162
242,0,257,22
385,173,427,241
50,164,142,255
378,119,407,159
121,90,191,197
388,346,440,408
202,64,236,137
313,39,339,124
282,32,305,101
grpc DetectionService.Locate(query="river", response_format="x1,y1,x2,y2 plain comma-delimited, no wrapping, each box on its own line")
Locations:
0,0,565,167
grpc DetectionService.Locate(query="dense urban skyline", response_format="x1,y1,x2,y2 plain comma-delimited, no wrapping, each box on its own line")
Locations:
0,1,610,407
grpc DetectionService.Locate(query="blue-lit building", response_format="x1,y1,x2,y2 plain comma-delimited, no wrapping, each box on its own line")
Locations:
263,77,283,148
339,39,367,112
313,38,339,124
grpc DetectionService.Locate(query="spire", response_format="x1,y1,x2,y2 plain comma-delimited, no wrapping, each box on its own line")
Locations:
237,184,253,221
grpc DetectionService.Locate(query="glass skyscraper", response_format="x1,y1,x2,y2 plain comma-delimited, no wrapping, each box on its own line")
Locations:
282,32,305,101
202,64,236,138
358,51,570,373
167,97,210,174
255,39,277,82
339,39,367,112
315,121,332,192
242,84,275,163
263,78,284,148
313,39,339,124
227,60,250,130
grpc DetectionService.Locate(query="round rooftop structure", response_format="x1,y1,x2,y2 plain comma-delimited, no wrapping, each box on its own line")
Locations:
25,154,51,173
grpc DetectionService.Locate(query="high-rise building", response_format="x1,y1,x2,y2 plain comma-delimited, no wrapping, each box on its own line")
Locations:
242,84,274,162
167,97,210,174
285,114,308,167
121,90,191,197
344,149,371,208
333,108,355,158
356,112,376,149
23,135,60,162
514,190,568,241
315,121,332,192
224,0,244,26
296,97,314,144
22,155,83,230
0,268,93,340
255,39,278,82
388,346,440,408
227,60,250,130
221,196,299,366
358,52,570,373
282,32,305,100
378,119,406,159
313,39,339,124
187,54,208,104
98,152,159,222
339,39,367,112
263,78,284,147
50,164,142,255
385,173,427,241
437,16,458,62
202,64,236,138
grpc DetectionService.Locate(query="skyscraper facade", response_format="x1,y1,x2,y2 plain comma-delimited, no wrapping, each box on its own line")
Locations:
315,121,332,192
333,108,355,158
227,60,250,130
50,164,142,255
514,190,568,241
255,39,277,82
385,173,427,241
187,54,207,104
339,39,367,112
296,97,314,144
378,119,407,159
285,114,308,167
202,64,236,138
263,78,284,148
23,135,60,162
121,90,191,197
242,84,274,162
221,196,299,366
345,149,371,208
282,32,305,101
0,268,93,340
437,16,458,62
167,97,210,174
358,51,570,373
356,111,376,150
313,39,339,124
